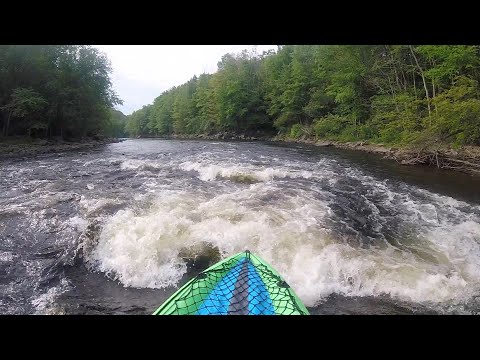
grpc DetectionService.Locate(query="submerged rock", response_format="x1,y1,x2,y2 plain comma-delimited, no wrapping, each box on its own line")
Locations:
228,174,259,184
179,242,221,272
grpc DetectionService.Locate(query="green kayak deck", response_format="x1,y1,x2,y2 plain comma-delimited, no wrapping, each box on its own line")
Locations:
153,250,309,315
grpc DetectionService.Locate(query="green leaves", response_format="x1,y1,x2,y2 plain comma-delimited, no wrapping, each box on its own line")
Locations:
3,88,47,118
418,45,479,85
0,45,122,138
430,76,480,145
124,45,480,147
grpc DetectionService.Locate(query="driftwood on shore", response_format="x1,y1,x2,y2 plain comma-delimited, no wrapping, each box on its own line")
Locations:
390,148,480,175
302,139,480,176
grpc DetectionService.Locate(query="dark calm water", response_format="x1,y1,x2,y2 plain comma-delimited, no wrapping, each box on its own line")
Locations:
1,139,480,315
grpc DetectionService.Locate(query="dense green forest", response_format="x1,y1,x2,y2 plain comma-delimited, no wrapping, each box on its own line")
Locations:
0,45,123,140
126,45,480,147
107,109,128,138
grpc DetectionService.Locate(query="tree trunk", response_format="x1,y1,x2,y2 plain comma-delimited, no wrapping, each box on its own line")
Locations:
413,70,418,100
353,116,357,138
5,110,12,137
393,65,401,90
1,116,5,137
387,45,403,91
387,76,400,112
409,45,432,122
401,69,408,91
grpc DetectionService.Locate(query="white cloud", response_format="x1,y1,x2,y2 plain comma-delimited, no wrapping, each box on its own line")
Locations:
95,45,277,115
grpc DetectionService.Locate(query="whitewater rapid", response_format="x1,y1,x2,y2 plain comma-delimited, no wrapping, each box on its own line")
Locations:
87,143,480,310
2,139,480,314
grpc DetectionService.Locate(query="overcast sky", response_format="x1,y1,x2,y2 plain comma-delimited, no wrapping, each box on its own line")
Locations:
95,45,277,115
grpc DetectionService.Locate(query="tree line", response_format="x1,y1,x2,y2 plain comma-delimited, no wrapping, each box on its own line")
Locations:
0,45,125,140
126,45,480,146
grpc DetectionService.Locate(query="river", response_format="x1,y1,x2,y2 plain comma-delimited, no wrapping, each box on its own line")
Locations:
1,139,480,314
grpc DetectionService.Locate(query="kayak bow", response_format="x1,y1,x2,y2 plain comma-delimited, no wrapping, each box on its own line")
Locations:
153,250,309,315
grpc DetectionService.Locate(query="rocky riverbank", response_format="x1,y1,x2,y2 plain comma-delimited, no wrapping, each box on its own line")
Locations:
168,132,272,141
279,137,480,176
0,137,124,160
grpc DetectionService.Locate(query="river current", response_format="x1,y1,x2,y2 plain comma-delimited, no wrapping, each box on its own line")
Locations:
1,139,480,314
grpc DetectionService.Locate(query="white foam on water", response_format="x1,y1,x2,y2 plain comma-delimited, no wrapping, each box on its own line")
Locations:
32,278,71,314
2,139,476,314
87,206,190,288
86,168,480,310
0,251,15,262
179,160,313,182
54,149,477,311
82,158,111,167
120,159,164,171
68,216,89,233
424,221,480,279
286,242,469,306
79,196,123,216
